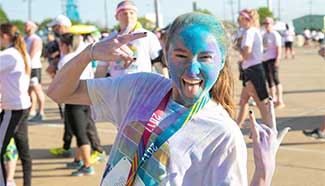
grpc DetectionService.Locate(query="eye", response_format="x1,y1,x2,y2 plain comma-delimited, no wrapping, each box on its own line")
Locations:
199,54,213,61
175,53,187,58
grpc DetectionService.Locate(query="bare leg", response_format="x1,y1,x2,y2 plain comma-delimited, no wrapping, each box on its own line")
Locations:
237,86,250,128
276,84,285,106
79,145,91,168
28,89,37,115
31,84,46,115
246,82,269,126
5,159,17,182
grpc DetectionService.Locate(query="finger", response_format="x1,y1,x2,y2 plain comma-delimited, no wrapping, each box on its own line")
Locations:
120,44,134,56
249,110,259,141
116,50,134,62
267,96,276,131
117,32,147,46
260,123,272,136
277,127,291,145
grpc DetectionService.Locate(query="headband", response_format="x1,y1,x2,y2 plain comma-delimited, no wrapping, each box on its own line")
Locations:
239,10,251,21
116,4,138,16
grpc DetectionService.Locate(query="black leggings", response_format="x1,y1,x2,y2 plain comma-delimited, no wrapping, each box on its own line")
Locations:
63,107,103,152
263,59,280,88
0,109,31,186
64,104,97,147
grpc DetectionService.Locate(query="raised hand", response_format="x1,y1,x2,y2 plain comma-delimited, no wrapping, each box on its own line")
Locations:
91,32,147,64
249,97,290,186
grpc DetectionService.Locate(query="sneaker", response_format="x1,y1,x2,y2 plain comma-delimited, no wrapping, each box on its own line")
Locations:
90,150,106,164
49,147,72,157
28,113,44,122
71,166,95,176
66,160,84,169
303,128,325,139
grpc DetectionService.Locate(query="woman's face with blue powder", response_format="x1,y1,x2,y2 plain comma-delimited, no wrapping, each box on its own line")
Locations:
167,23,225,107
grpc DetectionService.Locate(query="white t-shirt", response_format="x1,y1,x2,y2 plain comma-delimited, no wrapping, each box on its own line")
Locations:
263,31,282,61
283,29,295,42
0,47,31,110
25,34,43,69
105,28,162,77
241,27,263,69
58,52,94,80
86,73,247,186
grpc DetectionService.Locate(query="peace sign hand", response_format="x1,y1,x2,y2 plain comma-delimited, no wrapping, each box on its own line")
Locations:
91,32,147,64
249,97,290,186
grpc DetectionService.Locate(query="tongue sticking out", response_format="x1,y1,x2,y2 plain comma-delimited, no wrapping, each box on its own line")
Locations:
184,81,200,96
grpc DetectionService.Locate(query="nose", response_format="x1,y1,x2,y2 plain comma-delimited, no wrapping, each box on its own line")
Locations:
186,61,201,78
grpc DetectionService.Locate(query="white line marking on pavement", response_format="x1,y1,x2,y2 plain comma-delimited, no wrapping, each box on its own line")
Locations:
280,146,325,154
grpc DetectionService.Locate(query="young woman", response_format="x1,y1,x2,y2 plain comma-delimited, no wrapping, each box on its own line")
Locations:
262,17,285,108
236,9,270,128
48,12,289,186
0,23,32,186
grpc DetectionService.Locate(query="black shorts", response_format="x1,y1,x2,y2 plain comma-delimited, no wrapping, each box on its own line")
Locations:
242,64,269,101
284,41,293,49
30,68,42,85
263,59,280,87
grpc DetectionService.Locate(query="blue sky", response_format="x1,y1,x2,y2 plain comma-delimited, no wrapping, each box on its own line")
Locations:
1,0,324,28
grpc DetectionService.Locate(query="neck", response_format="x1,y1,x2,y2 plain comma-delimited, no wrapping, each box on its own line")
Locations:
171,86,192,108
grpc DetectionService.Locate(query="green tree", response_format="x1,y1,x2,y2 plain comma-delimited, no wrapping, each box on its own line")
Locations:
257,7,273,25
38,18,53,30
0,5,9,23
195,8,213,15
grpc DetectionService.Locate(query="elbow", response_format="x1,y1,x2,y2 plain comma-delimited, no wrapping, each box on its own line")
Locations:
47,85,63,104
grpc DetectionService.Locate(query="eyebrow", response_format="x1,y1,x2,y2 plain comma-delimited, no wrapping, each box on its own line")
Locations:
173,48,188,53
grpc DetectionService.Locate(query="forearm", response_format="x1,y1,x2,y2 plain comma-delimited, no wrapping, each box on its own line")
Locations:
47,45,91,103
250,170,273,186
240,46,251,60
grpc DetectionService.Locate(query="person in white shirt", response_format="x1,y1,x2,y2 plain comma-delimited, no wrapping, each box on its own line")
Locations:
0,23,32,186
24,21,46,121
262,17,285,109
283,24,295,59
236,9,269,128
57,33,98,176
47,12,289,186
96,0,167,78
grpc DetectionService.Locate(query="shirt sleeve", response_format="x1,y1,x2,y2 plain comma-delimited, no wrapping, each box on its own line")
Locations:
86,74,140,125
0,53,15,73
242,29,255,48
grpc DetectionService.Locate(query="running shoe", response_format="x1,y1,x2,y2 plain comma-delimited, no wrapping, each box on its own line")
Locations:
66,160,84,169
49,147,72,157
71,166,95,176
303,128,325,139
90,150,106,164
28,113,44,122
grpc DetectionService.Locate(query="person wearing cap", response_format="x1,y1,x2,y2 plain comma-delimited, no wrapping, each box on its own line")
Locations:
47,14,107,168
24,21,46,121
262,17,285,109
47,14,72,37
97,0,165,78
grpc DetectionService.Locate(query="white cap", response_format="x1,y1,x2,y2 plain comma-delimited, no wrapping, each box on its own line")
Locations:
47,14,72,27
